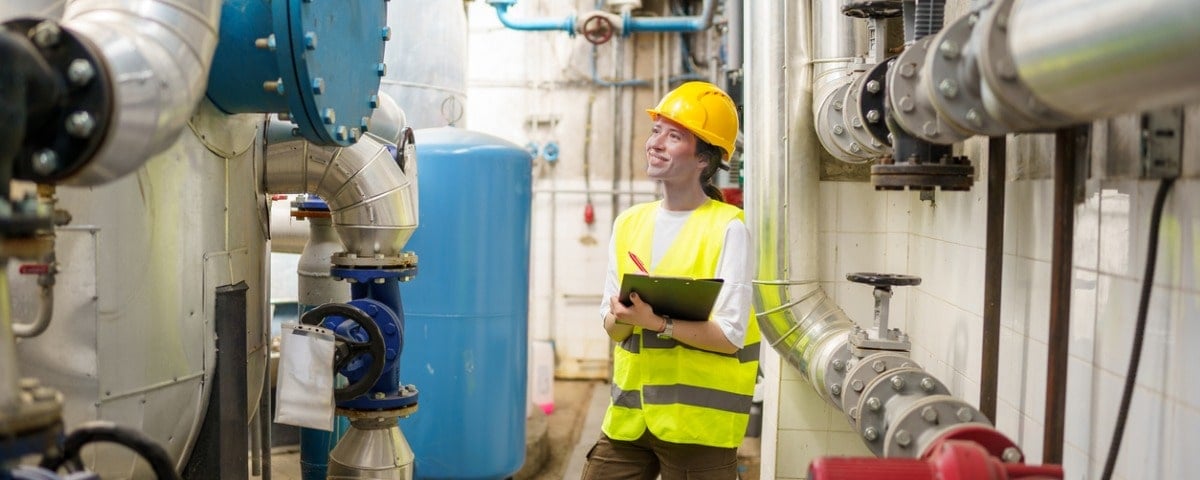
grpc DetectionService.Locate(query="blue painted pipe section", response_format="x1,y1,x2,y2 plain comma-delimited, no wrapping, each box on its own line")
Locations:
486,0,717,35
487,0,576,33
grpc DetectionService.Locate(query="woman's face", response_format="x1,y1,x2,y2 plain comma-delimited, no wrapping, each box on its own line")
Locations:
644,117,705,183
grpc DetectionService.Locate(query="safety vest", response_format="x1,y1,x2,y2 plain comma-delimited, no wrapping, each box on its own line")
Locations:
602,199,761,448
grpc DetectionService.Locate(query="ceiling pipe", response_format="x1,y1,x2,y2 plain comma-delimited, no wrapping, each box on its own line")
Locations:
484,0,576,33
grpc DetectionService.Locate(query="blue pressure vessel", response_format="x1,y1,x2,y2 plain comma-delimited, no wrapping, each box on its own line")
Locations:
399,127,532,479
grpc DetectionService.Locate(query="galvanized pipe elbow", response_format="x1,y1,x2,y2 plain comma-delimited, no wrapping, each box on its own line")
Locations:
264,113,418,258
58,0,221,185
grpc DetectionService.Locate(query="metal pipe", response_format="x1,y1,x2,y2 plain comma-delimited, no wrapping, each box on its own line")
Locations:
980,136,1006,422
59,0,221,185
484,0,576,33
264,92,415,257
1009,0,1200,122
725,0,743,78
263,129,417,258
0,261,19,410
10,283,52,338
748,0,857,392
624,0,716,33
1044,126,1082,464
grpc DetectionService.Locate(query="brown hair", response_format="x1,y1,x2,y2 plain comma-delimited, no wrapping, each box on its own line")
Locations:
696,140,725,202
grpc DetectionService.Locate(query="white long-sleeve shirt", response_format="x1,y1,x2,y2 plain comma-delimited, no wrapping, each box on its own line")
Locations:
598,206,755,348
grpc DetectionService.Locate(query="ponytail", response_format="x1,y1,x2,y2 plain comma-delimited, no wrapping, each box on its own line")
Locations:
696,140,725,202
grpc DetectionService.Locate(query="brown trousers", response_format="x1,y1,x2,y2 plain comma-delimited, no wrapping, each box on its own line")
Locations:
580,431,739,480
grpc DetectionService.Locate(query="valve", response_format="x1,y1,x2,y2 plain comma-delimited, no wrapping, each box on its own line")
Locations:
300,303,387,402
847,272,920,353
578,11,618,45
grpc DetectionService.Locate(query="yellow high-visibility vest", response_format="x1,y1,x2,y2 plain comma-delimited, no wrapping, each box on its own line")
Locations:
602,199,760,448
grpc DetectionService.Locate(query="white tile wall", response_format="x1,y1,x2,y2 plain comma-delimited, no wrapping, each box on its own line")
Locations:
770,166,1200,479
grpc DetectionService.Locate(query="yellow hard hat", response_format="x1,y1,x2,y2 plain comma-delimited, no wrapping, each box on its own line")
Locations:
646,81,739,160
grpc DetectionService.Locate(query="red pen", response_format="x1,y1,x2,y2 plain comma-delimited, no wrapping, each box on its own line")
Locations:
628,252,649,274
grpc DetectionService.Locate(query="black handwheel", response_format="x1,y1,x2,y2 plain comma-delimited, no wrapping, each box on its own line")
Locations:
300,303,387,402
39,421,180,480
846,272,922,287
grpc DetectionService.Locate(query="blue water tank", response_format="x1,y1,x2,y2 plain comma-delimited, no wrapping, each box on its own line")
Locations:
399,127,532,479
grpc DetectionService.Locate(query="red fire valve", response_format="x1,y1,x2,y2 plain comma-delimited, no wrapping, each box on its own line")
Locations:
583,203,595,225
808,440,1063,480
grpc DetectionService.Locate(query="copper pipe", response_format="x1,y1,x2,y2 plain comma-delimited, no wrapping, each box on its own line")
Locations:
1044,126,1084,463
980,136,1006,422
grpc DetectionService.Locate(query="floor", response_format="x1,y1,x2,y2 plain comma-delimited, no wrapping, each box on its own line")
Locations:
260,379,760,479
260,379,607,480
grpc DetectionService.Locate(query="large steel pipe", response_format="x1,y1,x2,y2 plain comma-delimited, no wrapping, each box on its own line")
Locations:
747,0,857,397
59,0,221,185
1009,0,1200,122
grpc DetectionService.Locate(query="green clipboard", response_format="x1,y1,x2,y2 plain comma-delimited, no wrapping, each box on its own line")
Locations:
618,273,725,321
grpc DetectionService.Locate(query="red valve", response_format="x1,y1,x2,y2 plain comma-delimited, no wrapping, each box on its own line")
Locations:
583,202,595,225
808,440,1063,480
270,194,289,201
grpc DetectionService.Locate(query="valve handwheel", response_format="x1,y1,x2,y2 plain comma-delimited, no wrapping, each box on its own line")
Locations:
39,422,180,480
847,272,922,288
301,303,387,402
581,14,615,45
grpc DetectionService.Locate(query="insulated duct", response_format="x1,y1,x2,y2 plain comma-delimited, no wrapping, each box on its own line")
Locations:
57,0,221,185
267,93,409,255
264,114,417,258
747,0,856,403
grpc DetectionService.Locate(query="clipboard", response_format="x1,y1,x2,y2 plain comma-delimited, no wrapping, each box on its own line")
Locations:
618,273,724,321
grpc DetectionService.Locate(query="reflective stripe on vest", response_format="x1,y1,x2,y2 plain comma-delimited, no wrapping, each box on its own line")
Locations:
601,199,760,448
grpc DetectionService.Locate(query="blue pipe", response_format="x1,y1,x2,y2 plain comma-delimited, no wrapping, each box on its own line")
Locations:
487,0,719,36
622,0,717,34
486,0,576,33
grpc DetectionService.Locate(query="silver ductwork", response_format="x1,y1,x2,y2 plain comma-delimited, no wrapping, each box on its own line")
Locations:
1007,0,1200,122
58,0,221,185
747,0,857,405
264,122,418,258
262,91,412,254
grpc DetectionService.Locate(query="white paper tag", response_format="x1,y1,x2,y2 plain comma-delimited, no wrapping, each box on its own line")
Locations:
274,322,336,431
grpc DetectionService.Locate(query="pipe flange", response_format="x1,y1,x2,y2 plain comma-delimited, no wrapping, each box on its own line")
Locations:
923,13,1008,138
331,251,418,269
840,351,918,423
855,367,951,457
887,37,971,144
858,60,893,148
0,378,64,442
923,422,1022,461
816,79,866,162
883,394,990,458
975,0,1072,131
2,18,113,183
842,73,889,159
870,160,975,191
814,341,856,407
